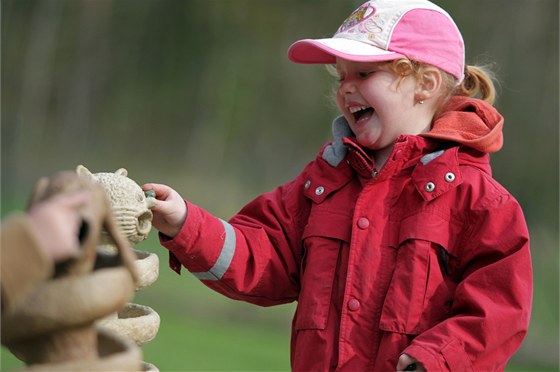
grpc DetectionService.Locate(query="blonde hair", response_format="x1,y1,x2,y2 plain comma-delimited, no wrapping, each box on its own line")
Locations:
388,58,497,105
326,58,498,112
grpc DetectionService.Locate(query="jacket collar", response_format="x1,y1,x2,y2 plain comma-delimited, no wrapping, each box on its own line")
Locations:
322,116,445,169
315,115,492,201
322,114,491,168
322,116,353,167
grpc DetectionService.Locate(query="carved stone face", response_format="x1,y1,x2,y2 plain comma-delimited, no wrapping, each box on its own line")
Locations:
77,166,156,246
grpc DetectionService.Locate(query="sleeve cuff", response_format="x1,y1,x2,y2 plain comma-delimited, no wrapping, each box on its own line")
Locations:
160,200,229,277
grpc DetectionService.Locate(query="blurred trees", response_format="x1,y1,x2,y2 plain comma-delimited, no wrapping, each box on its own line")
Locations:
2,0,353,212
2,0,558,369
2,0,558,225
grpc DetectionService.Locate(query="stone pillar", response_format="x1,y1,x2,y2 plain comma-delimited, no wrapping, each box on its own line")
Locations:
98,249,161,371
77,166,161,371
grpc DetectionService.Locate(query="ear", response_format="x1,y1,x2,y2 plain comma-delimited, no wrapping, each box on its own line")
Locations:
115,168,128,177
76,165,95,179
27,177,50,209
415,67,443,104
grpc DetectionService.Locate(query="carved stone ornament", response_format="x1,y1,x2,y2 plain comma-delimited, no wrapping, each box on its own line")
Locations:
2,166,161,371
76,165,156,246
2,170,142,371
77,165,161,371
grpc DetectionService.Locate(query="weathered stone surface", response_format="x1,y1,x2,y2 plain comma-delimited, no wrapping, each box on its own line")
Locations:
98,303,161,346
76,165,156,246
2,167,160,371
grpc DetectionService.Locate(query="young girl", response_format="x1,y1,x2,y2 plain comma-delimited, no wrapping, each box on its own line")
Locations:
144,0,532,370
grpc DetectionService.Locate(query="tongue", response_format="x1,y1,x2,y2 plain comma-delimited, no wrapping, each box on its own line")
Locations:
356,108,374,124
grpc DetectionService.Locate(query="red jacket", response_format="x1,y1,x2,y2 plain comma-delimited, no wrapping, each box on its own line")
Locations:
163,97,532,371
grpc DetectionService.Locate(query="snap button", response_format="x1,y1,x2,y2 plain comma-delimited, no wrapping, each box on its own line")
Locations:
304,180,311,189
315,186,325,196
348,298,360,311
445,172,456,182
357,217,370,229
425,182,436,192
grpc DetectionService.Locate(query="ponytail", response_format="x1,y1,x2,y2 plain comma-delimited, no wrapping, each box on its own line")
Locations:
455,65,497,105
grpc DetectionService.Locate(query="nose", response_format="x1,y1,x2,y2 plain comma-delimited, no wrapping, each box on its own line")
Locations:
339,78,356,95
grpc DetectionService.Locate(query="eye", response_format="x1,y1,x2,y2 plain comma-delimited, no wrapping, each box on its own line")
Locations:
359,70,375,79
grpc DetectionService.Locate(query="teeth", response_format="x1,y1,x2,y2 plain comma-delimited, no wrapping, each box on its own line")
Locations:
348,105,369,114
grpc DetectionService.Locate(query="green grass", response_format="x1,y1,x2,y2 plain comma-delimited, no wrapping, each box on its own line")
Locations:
141,311,291,371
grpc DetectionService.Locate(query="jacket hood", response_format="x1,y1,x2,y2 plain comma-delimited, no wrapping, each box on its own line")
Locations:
421,96,504,153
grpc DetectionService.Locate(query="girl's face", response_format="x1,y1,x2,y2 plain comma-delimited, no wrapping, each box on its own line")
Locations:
335,59,430,154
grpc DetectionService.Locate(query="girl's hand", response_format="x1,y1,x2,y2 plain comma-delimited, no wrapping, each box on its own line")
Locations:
397,354,426,371
142,183,187,239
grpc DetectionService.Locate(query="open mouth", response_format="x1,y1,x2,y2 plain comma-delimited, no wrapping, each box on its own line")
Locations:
349,105,374,123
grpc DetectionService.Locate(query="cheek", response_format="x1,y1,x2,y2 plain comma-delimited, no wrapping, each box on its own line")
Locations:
396,78,418,104
335,91,345,111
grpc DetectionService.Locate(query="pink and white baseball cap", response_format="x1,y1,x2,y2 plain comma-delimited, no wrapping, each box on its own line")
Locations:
288,0,465,82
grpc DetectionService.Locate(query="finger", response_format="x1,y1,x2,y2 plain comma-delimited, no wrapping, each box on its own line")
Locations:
151,196,182,216
143,183,166,192
142,183,156,191
142,183,172,200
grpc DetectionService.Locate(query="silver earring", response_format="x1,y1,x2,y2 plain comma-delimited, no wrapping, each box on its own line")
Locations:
419,100,424,104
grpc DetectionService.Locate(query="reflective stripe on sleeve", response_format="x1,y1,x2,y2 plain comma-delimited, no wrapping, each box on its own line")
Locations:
191,219,236,281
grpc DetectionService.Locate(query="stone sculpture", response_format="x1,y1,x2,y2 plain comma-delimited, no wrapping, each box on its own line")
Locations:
76,165,156,247
1,171,142,371
76,165,161,372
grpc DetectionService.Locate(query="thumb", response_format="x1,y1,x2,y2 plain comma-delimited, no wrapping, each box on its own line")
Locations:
397,354,417,371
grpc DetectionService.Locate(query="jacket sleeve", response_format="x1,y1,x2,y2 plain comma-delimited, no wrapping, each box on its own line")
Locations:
162,169,312,307
404,193,532,371
1,213,53,313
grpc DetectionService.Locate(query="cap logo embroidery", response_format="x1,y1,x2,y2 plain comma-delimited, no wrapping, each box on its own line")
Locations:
337,3,376,33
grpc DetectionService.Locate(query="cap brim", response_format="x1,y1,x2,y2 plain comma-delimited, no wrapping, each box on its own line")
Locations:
288,37,405,64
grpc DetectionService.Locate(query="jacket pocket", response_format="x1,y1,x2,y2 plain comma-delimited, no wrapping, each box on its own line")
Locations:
295,209,350,330
379,214,456,335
